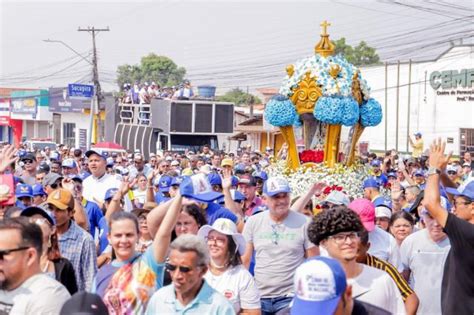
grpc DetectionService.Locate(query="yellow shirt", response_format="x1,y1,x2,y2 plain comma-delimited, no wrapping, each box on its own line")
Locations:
411,138,424,158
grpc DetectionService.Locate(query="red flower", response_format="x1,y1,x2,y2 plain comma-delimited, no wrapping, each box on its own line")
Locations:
299,150,325,163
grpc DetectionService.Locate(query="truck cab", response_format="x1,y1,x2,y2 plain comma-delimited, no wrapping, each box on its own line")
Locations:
114,99,234,157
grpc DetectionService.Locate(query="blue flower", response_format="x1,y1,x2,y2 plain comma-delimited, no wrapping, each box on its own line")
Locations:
264,94,298,127
360,98,382,127
314,96,359,126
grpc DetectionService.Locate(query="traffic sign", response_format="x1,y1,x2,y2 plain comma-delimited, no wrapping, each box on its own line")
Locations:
68,84,94,99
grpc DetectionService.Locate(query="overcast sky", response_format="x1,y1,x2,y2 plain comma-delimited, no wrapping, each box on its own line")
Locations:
1,0,472,94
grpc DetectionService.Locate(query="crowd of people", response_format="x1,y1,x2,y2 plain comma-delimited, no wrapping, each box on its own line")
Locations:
121,80,195,105
0,137,472,315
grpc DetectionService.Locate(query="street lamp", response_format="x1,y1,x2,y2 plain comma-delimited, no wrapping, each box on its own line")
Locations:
43,38,95,149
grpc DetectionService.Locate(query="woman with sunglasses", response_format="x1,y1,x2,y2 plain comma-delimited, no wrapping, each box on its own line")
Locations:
198,218,261,314
93,189,183,314
20,206,78,295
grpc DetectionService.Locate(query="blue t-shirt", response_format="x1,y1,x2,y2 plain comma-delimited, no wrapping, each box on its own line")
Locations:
84,200,104,238
205,202,238,225
97,217,109,255
154,192,170,204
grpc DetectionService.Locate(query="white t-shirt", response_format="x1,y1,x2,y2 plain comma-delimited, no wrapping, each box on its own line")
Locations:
349,264,406,315
0,273,70,315
400,229,451,315
82,173,133,211
204,265,261,313
369,226,402,271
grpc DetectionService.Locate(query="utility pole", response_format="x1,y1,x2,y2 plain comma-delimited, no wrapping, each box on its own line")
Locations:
78,26,109,143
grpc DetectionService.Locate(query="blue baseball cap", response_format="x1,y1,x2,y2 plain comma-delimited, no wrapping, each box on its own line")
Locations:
15,184,33,198
171,176,185,186
104,188,119,201
217,189,246,204
32,184,47,197
252,171,268,181
179,173,223,202
363,178,379,189
62,159,77,168
50,151,60,161
69,175,83,183
263,177,290,197
291,256,347,315
231,176,239,187
159,175,173,192
414,132,422,137
371,159,381,167
78,171,91,181
373,196,392,209
413,169,425,177
21,206,55,226
207,173,222,186
85,149,106,160
446,179,474,200
387,172,397,179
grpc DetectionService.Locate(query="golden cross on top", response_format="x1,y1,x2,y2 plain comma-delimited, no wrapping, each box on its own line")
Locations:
320,20,331,36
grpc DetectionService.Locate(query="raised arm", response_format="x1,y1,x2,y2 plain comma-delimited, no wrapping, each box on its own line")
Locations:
424,139,451,227
291,182,326,212
146,198,174,237
146,169,160,203
222,168,244,219
105,179,130,223
152,192,183,263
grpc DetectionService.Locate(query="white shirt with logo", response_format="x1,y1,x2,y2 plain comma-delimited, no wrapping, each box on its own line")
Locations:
204,265,260,313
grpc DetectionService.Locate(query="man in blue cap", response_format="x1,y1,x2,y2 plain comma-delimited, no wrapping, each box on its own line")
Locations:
32,183,47,206
15,184,34,208
62,159,78,177
370,159,388,187
242,176,318,314
207,173,222,193
424,140,474,315
154,175,172,204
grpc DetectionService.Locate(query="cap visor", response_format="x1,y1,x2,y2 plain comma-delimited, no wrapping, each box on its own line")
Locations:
47,200,68,210
363,220,375,232
16,194,33,199
291,296,341,315
266,189,290,197
445,187,461,196
160,187,170,193
185,191,223,202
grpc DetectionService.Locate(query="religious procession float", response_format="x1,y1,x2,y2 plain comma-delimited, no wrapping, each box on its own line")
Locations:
265,21,383,198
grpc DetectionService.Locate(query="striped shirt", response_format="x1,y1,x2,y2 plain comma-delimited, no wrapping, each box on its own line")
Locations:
365,253,413,301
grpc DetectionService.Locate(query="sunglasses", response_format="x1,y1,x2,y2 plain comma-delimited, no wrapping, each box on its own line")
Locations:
23,160,34,164
165,262,194,273
0,246,30,260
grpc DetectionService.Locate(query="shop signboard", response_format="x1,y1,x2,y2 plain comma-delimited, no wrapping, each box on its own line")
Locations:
49,87,89,113
11,98,37,114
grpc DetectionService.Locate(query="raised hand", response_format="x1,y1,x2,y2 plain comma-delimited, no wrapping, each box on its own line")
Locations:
0,145,18,174
310,182,327,196
221,168,233,190
429,138,452,171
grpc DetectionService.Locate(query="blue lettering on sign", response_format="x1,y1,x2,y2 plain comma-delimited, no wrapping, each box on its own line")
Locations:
68,84,94,99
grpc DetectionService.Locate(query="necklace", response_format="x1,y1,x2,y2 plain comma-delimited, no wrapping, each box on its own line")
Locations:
210,259,229,270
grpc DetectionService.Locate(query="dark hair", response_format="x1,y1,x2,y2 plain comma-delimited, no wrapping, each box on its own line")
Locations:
108,211,139,234
171,205,207,240
0,217,43,256
359,228,369,245
389,211,415,227
308,206,364,245
226,235,242,267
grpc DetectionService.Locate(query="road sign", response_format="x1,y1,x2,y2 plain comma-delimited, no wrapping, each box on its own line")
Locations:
68,84,94,99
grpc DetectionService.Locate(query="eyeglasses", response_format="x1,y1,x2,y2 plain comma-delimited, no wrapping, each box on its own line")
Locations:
165,262,194,273
23,160,34,164
0,246,31,260
329,232,360,244
447,171,456,175
206,236,226,246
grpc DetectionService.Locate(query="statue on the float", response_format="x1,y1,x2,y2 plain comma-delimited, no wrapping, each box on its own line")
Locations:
264,21,382,170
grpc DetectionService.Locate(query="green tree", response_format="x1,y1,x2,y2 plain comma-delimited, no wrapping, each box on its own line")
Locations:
333,37,380,66
116,54,186,89
217,88,262,106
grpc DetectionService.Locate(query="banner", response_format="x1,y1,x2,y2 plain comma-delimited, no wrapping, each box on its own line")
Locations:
11,98,37,114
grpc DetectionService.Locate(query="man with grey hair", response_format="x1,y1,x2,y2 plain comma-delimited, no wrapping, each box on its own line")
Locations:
146,234,234,315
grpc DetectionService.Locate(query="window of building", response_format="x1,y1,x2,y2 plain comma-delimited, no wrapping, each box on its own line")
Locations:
63,123,76,148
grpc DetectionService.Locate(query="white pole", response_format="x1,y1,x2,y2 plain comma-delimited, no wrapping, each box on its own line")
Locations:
87,96,94,149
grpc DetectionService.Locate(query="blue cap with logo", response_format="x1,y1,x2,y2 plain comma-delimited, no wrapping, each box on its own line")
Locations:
171,176,185,186
15,184,33,198
371,159,381,167
50,151,60,161
179,173,223,202
252,170,268,181
62,159,77,169
413,169,425,177
445,179,474,200
159,175,173,192
32,184,47,197
207,173,222,186
291,256,347,315
263,177,291,197
85,149,106,161
104,188,119,201
387,172,397,179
